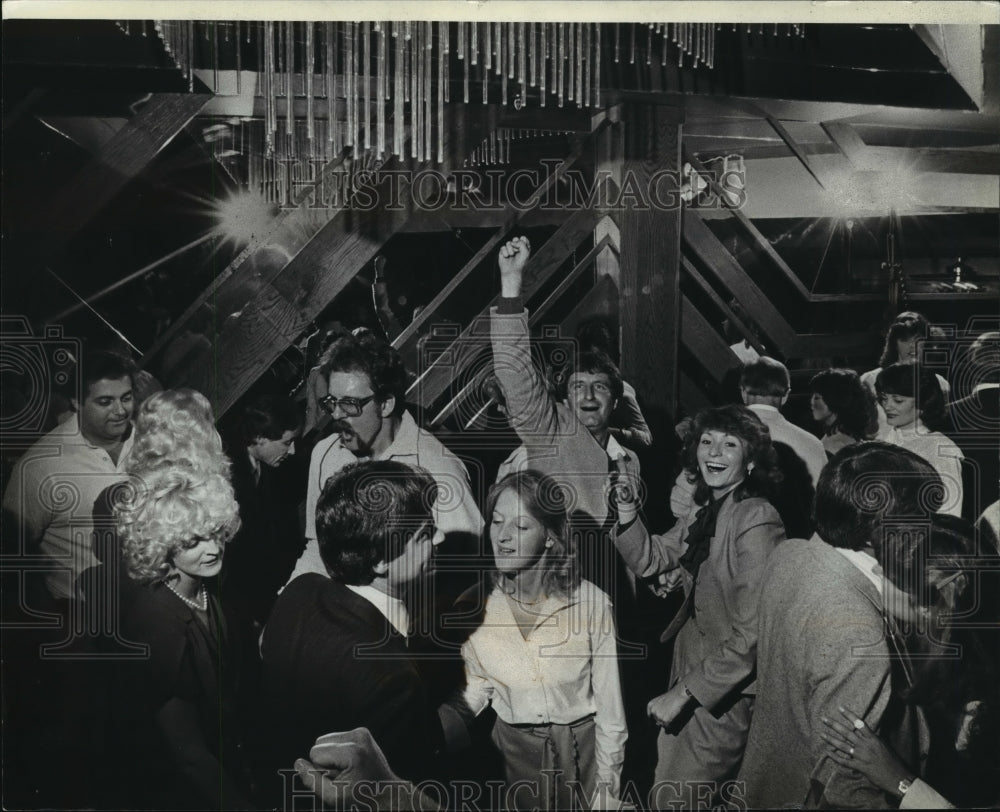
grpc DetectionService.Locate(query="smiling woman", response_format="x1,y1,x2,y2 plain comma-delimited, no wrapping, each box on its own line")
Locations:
110,466,254,810
611,405,786,805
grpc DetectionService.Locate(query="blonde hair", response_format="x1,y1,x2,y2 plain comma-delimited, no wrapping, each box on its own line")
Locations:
486,470,580,598
117,466,240,583
128,388,229,477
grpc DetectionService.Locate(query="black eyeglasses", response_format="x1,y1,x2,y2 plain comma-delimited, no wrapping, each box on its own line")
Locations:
319,393,377,417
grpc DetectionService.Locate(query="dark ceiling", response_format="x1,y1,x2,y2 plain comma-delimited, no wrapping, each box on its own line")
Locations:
2,19,996,357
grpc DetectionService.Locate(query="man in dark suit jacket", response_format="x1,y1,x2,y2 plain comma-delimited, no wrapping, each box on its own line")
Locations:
259,459,447,805
221,393,303,628
947,332,999,520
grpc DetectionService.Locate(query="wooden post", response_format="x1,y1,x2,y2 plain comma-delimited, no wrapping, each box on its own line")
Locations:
618,101,683,418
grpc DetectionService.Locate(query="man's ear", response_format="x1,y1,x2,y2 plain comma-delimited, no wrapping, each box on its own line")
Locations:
379,395,396,418
739,386,749,405
70,397,81,413
780,390,790,407
372,559,389,577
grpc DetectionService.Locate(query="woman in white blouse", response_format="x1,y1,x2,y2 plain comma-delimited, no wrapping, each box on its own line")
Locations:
461,470,627,810
876,361,964,517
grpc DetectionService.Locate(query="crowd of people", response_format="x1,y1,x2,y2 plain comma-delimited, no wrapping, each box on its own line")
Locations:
2,236,998,810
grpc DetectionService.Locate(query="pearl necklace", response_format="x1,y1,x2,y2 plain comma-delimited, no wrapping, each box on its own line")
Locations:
165,580,207,612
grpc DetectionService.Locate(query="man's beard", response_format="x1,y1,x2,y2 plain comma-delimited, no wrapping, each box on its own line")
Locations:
333,421,375,458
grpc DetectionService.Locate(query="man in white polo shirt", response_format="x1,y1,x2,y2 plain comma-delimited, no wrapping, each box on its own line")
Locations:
4,349,136,603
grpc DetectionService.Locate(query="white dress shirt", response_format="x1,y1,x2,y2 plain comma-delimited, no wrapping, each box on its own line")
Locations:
461,579,627,796
346,584,410,638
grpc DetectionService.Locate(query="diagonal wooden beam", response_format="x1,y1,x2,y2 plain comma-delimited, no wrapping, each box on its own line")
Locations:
685,150,814,301
821,121,869,164
393,118,613,356
682,225,871,360
142,150,352,365
428,233,617,427
680,295,740,384
30,93,211,257
765,115,829,190
174,169,415,415
407,204,607,413
681,257,767,356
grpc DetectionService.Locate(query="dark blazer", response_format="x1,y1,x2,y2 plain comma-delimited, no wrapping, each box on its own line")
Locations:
221,446,304,626
259,575,444,792
114,582,246,810
947,388,1000,520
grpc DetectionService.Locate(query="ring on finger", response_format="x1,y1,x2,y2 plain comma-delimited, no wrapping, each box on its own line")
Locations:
853,718,865,731
849,746,854,757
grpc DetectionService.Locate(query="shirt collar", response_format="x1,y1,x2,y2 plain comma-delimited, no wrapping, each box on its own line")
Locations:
606,434,628,462
247,449,262,480
747,403,780,418
346,584,411,638
973,382,1000,395
69,414,135,457
376,410,419,461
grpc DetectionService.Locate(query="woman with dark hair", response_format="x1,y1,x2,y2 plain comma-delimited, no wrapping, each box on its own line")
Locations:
460,470,627,809
611,405,786,798
821,513,1000,808
809,368,878,457
113,466,253,809
876,361,964,516
860,313,951,429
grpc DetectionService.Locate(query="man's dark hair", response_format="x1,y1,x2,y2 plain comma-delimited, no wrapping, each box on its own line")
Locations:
238,393,300,444
316,460,437,584
553,349,625,402
575,317,619,364
319,333,409,417
814,441,944,552
79,350,136,401
740,357,790,398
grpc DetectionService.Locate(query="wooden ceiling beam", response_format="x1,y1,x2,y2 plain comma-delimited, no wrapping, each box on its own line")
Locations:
28,92,210,259
174,167,415,414
406,203,608,412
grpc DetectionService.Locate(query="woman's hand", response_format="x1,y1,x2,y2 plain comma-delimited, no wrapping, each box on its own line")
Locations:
820,706,914,797
611,457,641,526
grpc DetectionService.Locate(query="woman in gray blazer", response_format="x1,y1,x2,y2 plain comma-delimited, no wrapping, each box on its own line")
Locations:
612,404,786,804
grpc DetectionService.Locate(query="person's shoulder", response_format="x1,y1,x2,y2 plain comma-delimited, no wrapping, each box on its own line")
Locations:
413,421,469,470
765,536,831,571
731,495,782,523
576,578,613,609
931,431,964,458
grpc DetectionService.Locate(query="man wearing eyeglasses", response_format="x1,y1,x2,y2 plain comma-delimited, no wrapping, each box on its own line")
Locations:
286,331,481,585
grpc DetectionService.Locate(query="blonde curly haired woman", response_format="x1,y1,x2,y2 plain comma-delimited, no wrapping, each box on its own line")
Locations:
112,465,253,809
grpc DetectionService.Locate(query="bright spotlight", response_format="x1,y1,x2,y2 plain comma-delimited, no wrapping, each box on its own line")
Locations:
212,191,277,248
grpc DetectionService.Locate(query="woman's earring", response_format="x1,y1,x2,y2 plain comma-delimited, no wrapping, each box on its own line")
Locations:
747,462,755,475
545,538,554,549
